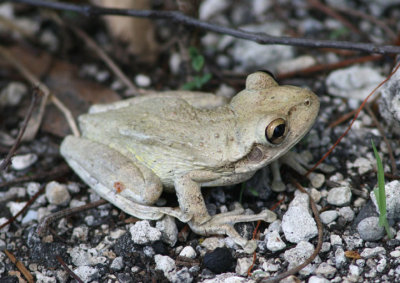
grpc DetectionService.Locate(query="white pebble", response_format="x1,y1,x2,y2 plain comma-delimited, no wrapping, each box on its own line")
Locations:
45,181,71,206
135,74,151,87
11,153,38,170
179,246,196,259
327,186,352,206
130,220,161,244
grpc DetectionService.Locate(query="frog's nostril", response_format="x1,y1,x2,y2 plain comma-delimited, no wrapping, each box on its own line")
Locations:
304,99,310,106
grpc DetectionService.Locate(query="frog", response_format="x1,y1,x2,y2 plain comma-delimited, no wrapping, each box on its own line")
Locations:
60,71,319,253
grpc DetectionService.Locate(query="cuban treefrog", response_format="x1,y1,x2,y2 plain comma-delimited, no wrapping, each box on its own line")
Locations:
60,71,319,253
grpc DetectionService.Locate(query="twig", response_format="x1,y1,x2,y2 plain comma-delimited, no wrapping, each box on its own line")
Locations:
260,179,323,283
0,164,70,189
56,255,84,283
37,199,107,236
365,104,398,176
0,185,45,231
306,60,400,176
11,0,400,55
4,250,34,283
0,89,38,171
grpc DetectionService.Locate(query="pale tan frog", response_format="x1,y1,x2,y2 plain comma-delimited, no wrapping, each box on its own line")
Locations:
60,71,319,253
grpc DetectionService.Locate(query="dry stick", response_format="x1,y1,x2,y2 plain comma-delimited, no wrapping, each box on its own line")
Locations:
56,255,84,283
11,0,400,55
306,60,400,176
37,199,107,236
0,89,38,171
365,104,398,176
0,46,49,141
4,250,34,283
260,179,323,283
48,12,142,96
0,185,45,231
0,164,70,189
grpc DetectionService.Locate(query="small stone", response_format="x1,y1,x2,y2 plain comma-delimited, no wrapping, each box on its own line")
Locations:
334,247,346,268
315,262,336,279
327,186,352,206
0,217,9,233
34,273,56,283
357,217,384,241
349,157,373,175
326,65,384,101
203,247,234,274
371,180,400,220
266,230,286,252
338,207,355,222
130,220,161,244
68,247,107,266
321,242,331,253
360,247,386,258
320,210,338,224
330,234,343,246
21,210,37,224
276,55,316,74
179,246,196,259
282,206,318,243
6,201,27,221
134,74,151,87
110,256,124,271
201,273,249,283
235,257,253,276
154,255,176,281
11,153,38,170
26,182,41,197
156,215,178,246
390,250,400,257
262,259,280,272
201,237,226,250
45,181,71,206
343,235,364,250
284,241,315,274
0,82,27,106
72,226,89,241
73,266,100,282
308,275,330,283
199,0,230,20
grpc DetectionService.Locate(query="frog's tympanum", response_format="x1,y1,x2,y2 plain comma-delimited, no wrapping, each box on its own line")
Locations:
61,72,319,253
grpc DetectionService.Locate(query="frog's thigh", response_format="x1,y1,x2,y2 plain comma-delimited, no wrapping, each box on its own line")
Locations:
61,135,163,204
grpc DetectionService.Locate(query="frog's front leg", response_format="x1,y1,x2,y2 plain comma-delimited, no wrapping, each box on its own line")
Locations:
175,171,277,253
60,136,191,222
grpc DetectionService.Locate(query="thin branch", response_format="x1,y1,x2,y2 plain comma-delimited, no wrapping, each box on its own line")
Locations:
56,256,84,283
0,88,38,171
4,250,34,283
11,0,400,55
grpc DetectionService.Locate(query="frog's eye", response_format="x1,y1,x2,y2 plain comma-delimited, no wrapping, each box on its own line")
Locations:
265,118,287,144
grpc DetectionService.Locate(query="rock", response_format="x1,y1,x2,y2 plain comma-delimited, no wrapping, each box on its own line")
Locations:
315,262,337,279
235,257,253,276
45,181,71,206
199,0,230,20
262,259,280,272
156,215,178,246
276,55,316,74
326,65,384,101
73,266,100,282
134,74,151,87
154,255,176,282
11,153,38,170
0,217,9,233
360,247,386,258
26,182,41,197
110,256,124,271
283,241,315,275
6,201,27,221
0,82,27,107
348,157,373,175
327,186,352,206
390,250,400,257
71,226,89,242
320,210,338,224
282,206,318,243
308,275,331,283
21,210,37,224
330,234,343,246
334,247,346,268
201,273,252,283
130,220,161,244
371,180,400,220
68,246,107,266
338,207,355,222
343,235,364,250
203,247,234,274
201,237,226,250
379,60,400,135
179,246,196,259
357,217,385,241
265,230,286,252
229,23,294,72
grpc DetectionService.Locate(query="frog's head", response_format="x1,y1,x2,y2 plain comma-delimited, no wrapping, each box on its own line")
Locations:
230,71,320,172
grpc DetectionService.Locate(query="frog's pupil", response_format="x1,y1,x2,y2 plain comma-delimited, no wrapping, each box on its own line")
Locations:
274,124,285,137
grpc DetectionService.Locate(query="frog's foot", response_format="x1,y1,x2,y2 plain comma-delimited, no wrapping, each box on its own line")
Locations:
189,208,277,254
272,151,328,190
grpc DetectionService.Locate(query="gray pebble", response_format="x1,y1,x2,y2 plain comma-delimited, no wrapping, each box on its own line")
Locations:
357,217,384,241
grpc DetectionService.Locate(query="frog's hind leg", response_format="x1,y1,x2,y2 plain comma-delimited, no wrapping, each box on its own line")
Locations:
60,136,191,222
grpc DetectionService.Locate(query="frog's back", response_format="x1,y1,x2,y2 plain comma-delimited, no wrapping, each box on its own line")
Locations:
79,97,242,186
